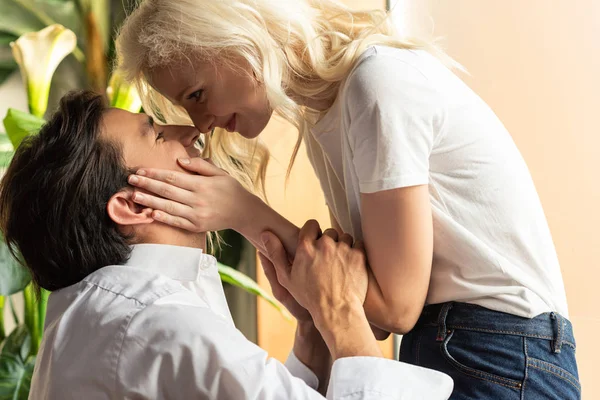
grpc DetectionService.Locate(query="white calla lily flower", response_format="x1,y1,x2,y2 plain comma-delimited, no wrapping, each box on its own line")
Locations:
10,24,77,118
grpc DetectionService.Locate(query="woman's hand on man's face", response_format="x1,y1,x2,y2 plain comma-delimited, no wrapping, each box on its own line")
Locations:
127,157,257,233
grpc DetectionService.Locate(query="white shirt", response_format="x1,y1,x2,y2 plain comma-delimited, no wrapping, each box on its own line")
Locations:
29,243,453,399
306,45,569,319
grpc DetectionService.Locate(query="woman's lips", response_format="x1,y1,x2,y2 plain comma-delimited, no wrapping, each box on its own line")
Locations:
226,114,236,132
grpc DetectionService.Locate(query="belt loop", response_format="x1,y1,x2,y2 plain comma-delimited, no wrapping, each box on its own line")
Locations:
550,312,564,353
436,302,453,342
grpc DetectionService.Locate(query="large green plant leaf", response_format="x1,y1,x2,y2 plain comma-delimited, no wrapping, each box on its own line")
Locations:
2,109,45,149
217,262,290,320
0,132,14,168
0,326,35,400
0,0,80,37
0,235,31,296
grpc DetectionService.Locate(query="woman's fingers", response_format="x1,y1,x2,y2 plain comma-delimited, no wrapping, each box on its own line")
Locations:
128,174,195,203
151,210,201,233
131,168,200,192
178,157,228,176
132,191,192,219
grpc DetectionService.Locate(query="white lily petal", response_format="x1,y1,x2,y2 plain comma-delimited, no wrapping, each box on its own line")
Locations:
10,24,77,117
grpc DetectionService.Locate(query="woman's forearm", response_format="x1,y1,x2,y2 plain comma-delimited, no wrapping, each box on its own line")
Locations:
236,194,300,257
236,195,422,334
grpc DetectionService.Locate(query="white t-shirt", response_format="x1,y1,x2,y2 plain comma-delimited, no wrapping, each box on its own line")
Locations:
305,45,568,319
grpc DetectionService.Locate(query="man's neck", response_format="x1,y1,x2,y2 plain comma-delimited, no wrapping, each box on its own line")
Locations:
140,230,207,252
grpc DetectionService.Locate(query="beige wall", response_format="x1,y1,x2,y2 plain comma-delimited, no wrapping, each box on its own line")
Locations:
398,1,599,398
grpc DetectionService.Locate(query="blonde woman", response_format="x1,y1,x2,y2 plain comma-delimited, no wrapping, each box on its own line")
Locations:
116,0,580,399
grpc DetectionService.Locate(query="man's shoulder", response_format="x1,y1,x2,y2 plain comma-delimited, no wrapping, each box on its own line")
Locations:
81,265,192,305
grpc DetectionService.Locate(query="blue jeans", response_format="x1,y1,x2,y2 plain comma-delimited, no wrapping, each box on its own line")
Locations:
399,302,581,399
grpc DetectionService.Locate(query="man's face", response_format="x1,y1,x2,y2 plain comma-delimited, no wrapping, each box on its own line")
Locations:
101,108,201,171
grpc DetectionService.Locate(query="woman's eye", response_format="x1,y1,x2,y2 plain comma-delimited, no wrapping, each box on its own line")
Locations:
156,131,165,142
187,89,204,102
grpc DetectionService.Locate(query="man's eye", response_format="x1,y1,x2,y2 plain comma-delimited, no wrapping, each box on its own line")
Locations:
187,89,204,102
156,131,165,142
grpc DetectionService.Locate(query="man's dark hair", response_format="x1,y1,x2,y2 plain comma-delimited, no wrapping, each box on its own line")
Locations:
0,90,133,291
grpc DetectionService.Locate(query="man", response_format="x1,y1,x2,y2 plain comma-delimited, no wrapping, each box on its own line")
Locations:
0,90,452,399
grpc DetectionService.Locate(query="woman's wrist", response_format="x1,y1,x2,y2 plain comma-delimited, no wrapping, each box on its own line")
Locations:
235,194,300,256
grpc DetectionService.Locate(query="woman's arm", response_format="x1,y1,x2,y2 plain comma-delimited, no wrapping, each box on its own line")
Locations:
359,185,433,334
240,187,431,335
126,159,431,333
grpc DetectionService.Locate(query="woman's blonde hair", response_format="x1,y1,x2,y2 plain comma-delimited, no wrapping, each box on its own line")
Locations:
116,0,452,197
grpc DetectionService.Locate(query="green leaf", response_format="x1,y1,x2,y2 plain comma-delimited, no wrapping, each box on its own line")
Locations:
0,32,18,47
217,262,291,320
0,296,5,343
0,132,14,168
0,326,34,400
0,0,79,37
2,109,45,149
0,326,30,362
0,234,31,296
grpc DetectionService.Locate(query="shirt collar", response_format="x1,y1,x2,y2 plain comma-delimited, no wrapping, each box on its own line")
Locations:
124,243,216,282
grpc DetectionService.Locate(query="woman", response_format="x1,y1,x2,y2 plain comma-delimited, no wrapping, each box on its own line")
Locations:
115,0,580,399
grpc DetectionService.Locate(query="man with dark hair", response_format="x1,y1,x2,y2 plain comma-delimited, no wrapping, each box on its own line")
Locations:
0,90,452,399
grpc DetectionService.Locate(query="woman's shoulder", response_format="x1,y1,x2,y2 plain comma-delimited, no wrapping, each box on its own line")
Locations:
342,45,450,113
348,45,440,82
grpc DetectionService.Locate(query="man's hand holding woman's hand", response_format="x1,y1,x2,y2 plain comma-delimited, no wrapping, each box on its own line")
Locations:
260,220,382,362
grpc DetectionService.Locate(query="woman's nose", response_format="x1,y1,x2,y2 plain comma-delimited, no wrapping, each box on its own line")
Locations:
189,113,214,134
181,126,201,148
165,125,200,147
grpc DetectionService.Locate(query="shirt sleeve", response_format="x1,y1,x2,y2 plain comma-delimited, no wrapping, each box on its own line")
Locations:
328,357,453,399
343,50,447,194
285,351,320,390
116,303,453,399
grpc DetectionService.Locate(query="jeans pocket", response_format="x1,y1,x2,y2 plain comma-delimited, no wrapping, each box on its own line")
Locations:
441,329,523,390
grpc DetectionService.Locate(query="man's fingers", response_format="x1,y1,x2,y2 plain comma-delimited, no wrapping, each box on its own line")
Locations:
258,253,287,297
177,157,228,177
261,231,290,277
322,228,338,242
339,233,353,247
353,239,365,252
298,219,321,244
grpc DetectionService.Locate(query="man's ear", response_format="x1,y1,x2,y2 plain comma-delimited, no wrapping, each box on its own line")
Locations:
107,190,154,226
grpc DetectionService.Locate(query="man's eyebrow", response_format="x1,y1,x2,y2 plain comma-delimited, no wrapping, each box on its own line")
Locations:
142,115,154,136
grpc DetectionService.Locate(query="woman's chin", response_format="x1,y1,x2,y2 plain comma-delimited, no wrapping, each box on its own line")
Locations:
238,128,261,140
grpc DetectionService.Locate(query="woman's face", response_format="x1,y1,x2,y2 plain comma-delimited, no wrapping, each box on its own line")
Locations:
148,56,273,139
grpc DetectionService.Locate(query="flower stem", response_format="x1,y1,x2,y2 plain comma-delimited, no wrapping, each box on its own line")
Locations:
0,296,5,342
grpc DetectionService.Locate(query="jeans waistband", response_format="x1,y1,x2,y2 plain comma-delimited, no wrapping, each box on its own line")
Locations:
415,302,576,352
